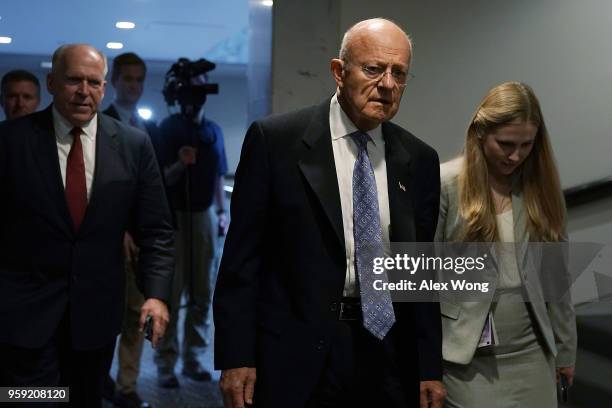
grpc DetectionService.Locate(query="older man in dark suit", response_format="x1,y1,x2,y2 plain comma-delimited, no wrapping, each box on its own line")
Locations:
214,18,446,408
0,44,173,407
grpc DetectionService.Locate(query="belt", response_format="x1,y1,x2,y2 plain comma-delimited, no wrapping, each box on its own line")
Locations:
338,297,361,321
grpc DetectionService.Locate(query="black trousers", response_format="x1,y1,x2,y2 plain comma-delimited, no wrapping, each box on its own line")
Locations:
305,321,419,408
0,311,116,408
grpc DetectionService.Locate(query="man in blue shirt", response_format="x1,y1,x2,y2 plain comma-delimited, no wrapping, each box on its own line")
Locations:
154,106,228,388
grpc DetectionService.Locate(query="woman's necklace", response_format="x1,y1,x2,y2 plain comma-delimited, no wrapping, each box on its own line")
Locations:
491,187,512,214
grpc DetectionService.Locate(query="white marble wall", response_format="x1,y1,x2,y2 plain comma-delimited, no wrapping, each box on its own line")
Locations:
271,0,340,114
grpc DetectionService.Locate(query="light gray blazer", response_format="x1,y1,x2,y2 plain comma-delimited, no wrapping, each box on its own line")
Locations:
435,162,577,366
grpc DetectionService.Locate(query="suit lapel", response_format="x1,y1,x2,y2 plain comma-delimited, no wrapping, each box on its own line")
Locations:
103,104,120,121
298,101,345,251
79,114,120,234
29,107,73,236
382,122,414,242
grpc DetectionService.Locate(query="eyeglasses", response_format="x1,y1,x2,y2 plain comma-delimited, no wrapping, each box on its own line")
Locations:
345,62,414,88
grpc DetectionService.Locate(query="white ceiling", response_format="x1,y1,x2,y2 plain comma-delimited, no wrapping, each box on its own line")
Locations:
0,0,249,65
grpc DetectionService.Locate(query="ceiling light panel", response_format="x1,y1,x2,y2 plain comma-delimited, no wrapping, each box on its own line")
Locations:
116,21,136,29
106,42,124,49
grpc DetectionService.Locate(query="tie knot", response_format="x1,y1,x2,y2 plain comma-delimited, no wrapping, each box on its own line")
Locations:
70,127,83,137
350,131,371,151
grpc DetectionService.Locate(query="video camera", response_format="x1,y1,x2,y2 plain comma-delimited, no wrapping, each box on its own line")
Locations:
163,57,219,117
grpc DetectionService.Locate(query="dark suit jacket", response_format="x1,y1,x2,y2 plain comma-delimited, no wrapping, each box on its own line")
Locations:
213,99,442,406
103,104,161,157
0,105,174,350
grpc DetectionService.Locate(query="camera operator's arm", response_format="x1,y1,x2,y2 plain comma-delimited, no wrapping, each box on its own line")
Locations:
158,115,197,186
164,145,197,185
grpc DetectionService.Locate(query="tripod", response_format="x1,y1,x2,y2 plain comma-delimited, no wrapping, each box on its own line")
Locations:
179,115,204,313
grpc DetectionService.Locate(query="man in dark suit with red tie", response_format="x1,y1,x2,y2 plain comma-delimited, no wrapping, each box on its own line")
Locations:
0,44,174,407
214,18,445,408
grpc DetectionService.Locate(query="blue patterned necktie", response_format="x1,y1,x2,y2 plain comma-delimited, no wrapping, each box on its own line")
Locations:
351,131,396,340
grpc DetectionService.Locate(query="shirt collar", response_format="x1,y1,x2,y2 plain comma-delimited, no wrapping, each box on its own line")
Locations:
112,102,138,124
329,93,383,146
52,105,97,141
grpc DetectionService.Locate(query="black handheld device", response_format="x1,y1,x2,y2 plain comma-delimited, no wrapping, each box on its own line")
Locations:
559,374,569,403
144,315,153,342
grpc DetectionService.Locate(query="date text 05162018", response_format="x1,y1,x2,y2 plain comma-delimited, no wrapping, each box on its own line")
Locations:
0,387,69,402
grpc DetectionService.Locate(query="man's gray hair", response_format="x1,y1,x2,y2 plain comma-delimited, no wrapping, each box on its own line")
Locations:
339,18,413,65
51,44,108,76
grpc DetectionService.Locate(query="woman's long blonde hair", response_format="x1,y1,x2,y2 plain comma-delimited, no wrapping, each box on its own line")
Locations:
458,81,565,242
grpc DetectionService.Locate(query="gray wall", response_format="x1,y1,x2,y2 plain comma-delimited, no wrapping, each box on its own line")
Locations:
247,0,273,123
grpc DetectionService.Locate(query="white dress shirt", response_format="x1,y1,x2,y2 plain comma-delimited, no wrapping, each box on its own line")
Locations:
53,106,97,201
329,94,391,297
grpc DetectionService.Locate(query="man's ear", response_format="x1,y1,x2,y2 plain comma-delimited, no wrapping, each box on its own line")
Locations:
330,58,344,87
46,73,55,96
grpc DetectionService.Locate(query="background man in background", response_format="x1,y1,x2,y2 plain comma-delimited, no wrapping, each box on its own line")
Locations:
103,51,157,408
0,44,174,407
0,69,41,120
214,18,445,408
154,80,228,388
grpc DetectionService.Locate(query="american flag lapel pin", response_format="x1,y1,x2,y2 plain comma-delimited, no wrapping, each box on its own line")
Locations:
399,181,406,192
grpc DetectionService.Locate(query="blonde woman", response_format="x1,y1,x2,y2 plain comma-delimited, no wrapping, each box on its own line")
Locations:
435,82,576,407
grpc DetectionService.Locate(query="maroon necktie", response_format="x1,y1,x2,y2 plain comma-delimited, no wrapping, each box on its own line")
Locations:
65,127,87,230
